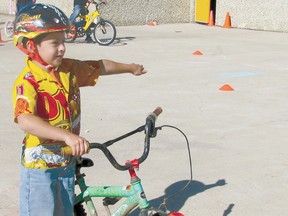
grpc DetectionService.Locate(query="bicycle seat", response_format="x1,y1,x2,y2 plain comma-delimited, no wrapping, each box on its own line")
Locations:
77,157,94,168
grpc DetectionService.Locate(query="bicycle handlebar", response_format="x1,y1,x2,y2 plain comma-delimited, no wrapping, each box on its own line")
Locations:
61,107,163,170
85,1,106,10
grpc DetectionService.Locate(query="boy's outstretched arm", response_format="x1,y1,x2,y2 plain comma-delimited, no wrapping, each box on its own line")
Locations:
101,60,147,76
17,114,89,156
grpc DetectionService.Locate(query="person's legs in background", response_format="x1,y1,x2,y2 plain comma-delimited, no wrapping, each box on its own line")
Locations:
69,4,81,25
17,2,34,14
69,5,94,43
80,7,94,43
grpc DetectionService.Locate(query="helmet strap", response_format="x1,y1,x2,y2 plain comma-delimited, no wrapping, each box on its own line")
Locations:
18,39,63,88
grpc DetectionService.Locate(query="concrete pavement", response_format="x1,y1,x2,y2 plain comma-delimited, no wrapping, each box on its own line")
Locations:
0,22,288,215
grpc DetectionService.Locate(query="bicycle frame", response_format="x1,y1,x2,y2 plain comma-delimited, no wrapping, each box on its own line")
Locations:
76,2,105,31
81,9,100,31
75,165,150,216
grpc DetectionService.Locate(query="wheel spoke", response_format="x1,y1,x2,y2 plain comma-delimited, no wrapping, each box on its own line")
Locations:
93,20,116,46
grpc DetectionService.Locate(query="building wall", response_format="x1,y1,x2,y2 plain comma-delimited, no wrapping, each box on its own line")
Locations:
1,0,288,32
1,0,191,25
215,0,288,32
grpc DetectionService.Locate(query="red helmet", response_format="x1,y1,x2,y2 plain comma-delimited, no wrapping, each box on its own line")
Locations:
14,3,70,47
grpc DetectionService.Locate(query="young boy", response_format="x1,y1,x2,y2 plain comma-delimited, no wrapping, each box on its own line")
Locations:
12,3,146,216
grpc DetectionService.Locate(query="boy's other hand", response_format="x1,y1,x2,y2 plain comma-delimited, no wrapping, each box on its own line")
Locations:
131,63,147,76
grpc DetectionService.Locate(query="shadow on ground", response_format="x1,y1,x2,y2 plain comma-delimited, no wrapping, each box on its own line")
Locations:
67,36,136,46
130,179,228,215
112,36,136,46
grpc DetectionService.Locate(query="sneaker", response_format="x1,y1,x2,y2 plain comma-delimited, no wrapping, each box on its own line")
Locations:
66,33,75,39
85,36,94,43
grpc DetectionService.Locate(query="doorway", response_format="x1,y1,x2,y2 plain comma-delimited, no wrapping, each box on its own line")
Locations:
195,0,217,24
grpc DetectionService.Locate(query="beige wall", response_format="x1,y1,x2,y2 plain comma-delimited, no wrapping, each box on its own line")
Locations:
215,0,288,32
1,0,191,25
52,0,191,25
1,0,288,32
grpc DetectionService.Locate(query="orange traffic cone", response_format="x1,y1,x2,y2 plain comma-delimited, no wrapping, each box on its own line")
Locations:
219,84,234,91
193,50,203,55
148,20,157,26
208,10,215,26
0,30,7,43
222,12,232,28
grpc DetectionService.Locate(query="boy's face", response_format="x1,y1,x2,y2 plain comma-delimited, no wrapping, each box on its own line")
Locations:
36,32,66,67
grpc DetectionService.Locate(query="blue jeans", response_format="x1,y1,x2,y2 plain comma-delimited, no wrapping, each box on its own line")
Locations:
20,162,75,216
69,4,91,36
17,2,33,14
69,4,87,25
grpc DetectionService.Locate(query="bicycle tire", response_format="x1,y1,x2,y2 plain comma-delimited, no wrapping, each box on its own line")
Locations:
93,19,116,46
4,20,14,38
74,203,87,216
139,208,167,216
65,25,77,43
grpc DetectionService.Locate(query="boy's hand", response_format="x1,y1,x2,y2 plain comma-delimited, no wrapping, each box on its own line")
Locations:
64,133,89,156
100,0,107,4
131,63,147,76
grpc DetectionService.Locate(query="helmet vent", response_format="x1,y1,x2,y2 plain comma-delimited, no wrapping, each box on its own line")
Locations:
54,18,60,24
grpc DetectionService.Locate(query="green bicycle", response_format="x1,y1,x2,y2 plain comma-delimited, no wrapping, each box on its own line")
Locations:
63,107,192,216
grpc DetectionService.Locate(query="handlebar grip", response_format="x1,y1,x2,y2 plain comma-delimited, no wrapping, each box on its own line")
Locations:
145,107,162,138
146,107,163,123
153,107,163,117
62,146,73,157
61,142,91,157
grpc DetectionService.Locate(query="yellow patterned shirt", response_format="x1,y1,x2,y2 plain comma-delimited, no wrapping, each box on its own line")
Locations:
12,57,102,169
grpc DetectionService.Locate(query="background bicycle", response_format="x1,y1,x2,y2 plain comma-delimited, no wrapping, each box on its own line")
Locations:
4,0,36,38
4,18,14,38
65,1,116,46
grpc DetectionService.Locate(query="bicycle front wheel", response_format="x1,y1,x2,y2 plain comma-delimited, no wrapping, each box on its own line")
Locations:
74,203,87,216
93,20,116,46
4,20,14,38
139,208,167,216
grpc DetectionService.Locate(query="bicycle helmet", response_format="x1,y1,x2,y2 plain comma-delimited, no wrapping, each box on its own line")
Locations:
14,3,70,86
14,3,69,48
